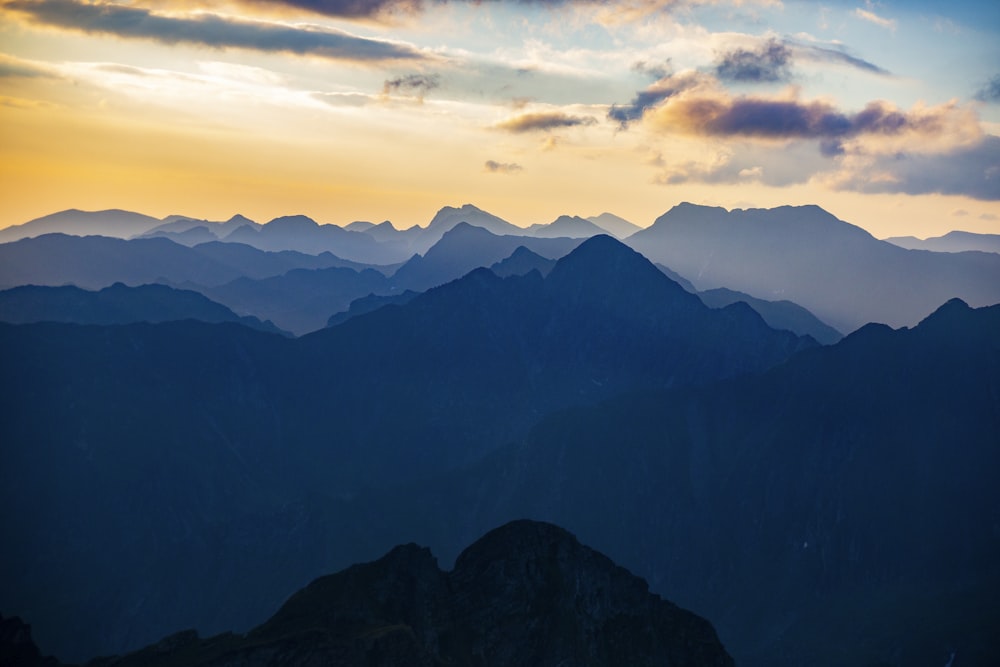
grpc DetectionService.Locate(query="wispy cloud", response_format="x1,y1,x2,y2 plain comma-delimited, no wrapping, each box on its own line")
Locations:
4,0,427,63
854,7,896,30
484,159,522,173
382,73,440,100
0,52,61,79
495,110,597,132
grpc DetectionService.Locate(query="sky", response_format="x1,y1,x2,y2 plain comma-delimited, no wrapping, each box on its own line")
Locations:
1,0,998,238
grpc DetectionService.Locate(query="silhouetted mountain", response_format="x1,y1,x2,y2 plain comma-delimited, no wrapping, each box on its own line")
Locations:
490,245,556,277
343,220,375,231
587,212,642,238
415,203,520,252
698,286,842,344
326,290,420,327
0,283,285,334
655,263,697,293
78,521,732,667
0,235,374,290
223,215,406,264
527,215,607,238
391,222,583,291
884,230,1000,254
200,266,392,335
0,235,813,662
628,203,1000,332
0,209,163,243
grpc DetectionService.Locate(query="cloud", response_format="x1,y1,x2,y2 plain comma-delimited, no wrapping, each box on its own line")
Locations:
981,213,998,221
0,52,60,79
825,136,1000,201
975,75,1000,103
714,38,791,83
853,7,896,30
633,72,978,149
4,0,426,63
494,110,598,133
484,159,522,173
382,73,440,101
951,209,969,217
791,42,889,76
609,69,700,128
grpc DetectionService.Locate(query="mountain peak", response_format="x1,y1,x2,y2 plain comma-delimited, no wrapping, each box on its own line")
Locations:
226,214,255,225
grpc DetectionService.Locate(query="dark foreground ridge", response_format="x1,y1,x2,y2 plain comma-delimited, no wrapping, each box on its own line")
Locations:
3,521,733,667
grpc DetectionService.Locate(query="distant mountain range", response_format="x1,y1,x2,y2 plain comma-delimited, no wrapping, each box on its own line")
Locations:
1,521,733,667
884,230,1000,254
4,202,995,335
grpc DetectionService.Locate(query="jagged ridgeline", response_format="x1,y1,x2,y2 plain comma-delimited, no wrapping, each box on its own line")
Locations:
1,521,734,667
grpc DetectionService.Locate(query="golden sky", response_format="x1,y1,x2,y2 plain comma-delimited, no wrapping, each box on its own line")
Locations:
1,0,998,238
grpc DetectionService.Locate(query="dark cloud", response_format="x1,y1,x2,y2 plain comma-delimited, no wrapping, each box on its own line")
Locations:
382,73,440,97
484,159,522,173
631,59,672,81
495,111,597,133
975,75,1000,103
715,39,791,83
658,92,946,141
834,136,1000,201
245,0,610,20
6,0,425,63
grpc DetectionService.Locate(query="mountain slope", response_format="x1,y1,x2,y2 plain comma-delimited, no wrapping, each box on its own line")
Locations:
0,283,284,334
628,203,1000,332
527,214,608,238
698,286,842,344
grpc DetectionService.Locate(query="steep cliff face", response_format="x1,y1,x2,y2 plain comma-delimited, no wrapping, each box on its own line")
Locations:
71,521,733,667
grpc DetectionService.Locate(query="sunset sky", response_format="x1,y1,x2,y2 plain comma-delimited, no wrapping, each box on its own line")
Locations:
1,0,998,238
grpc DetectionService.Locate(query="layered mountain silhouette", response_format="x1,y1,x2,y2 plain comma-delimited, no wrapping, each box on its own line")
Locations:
628,203,1000,332
0,283,284,334
884,230,1000,254
0,235,813,662
138,214,261,246
1,522,733,667
0,235,382,290
222,214,403,264
0,209,163,242
390,222,583,291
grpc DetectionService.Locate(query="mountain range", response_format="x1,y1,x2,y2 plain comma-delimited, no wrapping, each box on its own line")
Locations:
1,202,998,667
884,230,1000,254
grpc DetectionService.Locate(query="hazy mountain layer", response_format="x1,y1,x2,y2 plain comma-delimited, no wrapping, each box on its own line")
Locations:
0,210,163,243
884,230,1000,254
628,203,1000,332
